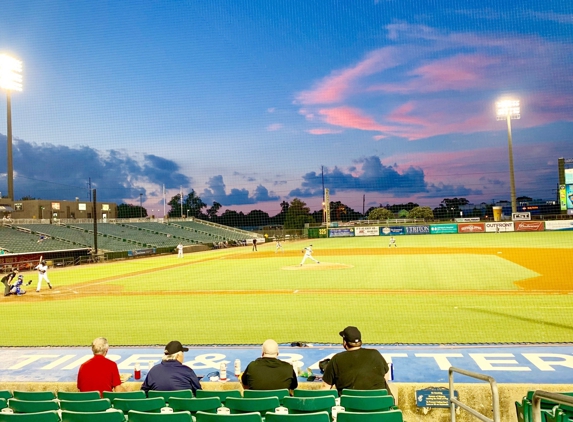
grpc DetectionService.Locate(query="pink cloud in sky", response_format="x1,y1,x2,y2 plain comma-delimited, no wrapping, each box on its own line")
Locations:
295,47,397,105
266,123,283,131
318,106,397,133
307,128,343,135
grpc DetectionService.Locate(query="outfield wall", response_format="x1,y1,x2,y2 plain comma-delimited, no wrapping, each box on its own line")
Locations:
308,219,573,238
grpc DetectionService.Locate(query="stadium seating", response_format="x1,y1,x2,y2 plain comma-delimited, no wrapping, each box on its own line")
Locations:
57,391,101,401
103,390,146,400
243,389,290,405
112,397,166,414
336,409,404,422
195,411,263,422
0,410,61,422
265,412,330,422
195,390,242,404
168,397,221,415
340,389,388,397
0,398,6,410
7,399,59,413
60,409,126,422
225,397,279,416
147,389,194,402
12,391,56,401
0,391,13,400
292,390,337,398
515,390,573,422
282,397,336,415
339,395,396,412
59,398,112,412
128,410,193,421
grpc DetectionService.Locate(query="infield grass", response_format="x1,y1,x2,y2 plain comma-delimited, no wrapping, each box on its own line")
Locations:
2,231,572,347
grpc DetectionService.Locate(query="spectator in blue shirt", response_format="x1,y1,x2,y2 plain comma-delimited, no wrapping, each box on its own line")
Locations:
141,340,202,395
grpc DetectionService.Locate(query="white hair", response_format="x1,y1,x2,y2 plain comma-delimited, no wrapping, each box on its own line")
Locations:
91,337,109,355
163,351,183,362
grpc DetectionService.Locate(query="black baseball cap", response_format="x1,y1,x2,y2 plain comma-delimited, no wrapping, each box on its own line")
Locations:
339,326,361,343
164,340,189,355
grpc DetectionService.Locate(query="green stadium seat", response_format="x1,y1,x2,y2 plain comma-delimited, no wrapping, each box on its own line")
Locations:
195,390,242,404
169,397,221,415
57,391,101,401
265,411,330,422
340,389,388,397
243,389,290,405
128,410,192,422
282,397,335,415
0,398,6,410
0,410,61,422
336,409,404,422
147,390,194,402
0,392,12,400
12,391,55,401
195,411,262,422
7,399,59,414
225,397,279,416
292,390,337,399
112,397,166,414
60,409,126,422
339,395,396,412
103,390,146,400
59,398,112,412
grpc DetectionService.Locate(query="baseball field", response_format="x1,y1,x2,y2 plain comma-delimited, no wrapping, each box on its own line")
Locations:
2,231,572,347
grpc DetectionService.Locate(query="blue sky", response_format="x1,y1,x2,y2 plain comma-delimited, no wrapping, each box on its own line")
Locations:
0,0,572,216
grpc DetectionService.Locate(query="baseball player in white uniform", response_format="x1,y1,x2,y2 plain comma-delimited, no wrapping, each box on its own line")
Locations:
275,240,284,253
176,243,184,258
35,260,52,292
300,244,320,266
389,236,397,247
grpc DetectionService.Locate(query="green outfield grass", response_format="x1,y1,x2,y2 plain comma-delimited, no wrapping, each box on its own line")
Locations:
2,231,572,347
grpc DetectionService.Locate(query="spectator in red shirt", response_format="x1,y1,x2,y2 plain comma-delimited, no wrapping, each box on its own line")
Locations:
77,337,126,396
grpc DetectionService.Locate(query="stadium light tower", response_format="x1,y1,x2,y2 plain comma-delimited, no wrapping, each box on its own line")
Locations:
496,99,520,214
0,54,23,201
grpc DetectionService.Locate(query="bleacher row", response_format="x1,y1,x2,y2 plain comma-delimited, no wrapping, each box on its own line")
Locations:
516,390,573,422
0,220,255,254
0,388,402,422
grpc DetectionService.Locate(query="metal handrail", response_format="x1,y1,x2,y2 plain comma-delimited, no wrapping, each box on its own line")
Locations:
532,391,573,422
449,367,500,422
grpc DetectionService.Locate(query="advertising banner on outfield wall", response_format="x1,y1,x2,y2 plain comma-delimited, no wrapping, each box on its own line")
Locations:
380,226,405,236
455,217,480,223
544,220,573,231
328,228,355,237
485,222,514,232
514,221,544,232
405,225,430,235
355,226,379,236
430,224,458,234
457,223,485,233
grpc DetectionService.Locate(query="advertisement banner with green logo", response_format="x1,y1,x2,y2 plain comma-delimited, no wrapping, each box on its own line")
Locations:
560,184,567,211
430,224,458,234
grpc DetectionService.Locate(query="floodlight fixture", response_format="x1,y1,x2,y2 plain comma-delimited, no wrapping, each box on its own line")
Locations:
495,98,520,214
0,53,23,201
496,99,520,120
0,54,23,92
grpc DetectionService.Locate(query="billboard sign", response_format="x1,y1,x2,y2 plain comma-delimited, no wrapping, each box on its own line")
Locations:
485,222,514,232
458,223,485,233
430,224,458,234
567,185,573,209
405,225,430,235
354,226,380,237
455,218,480,223
560,185,567,211
565,169,573,184
380,226,405,236
329,228,355,237
512,212,531,221
545,221,573,231
514,221,544,232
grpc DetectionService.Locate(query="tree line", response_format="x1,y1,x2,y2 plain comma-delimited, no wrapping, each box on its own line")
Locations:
117,190,524,229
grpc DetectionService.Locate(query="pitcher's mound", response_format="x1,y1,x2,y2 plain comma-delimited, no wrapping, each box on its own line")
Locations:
282,263,353,270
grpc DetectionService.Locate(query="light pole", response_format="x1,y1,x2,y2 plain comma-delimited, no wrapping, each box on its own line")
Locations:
496,99,520,214
0,54,23,200
139,193,143,218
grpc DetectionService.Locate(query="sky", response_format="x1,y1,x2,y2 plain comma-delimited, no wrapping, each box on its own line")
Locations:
0,0,572,217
